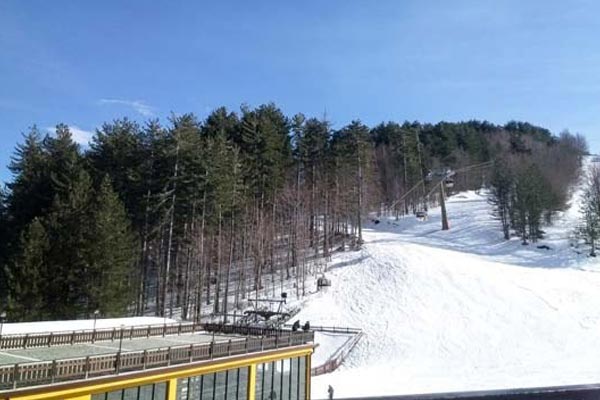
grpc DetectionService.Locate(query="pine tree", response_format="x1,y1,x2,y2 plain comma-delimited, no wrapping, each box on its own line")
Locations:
489,159,513,240
44,168,94,318
6,127,49,244
87,177,136,316
6,218,48,320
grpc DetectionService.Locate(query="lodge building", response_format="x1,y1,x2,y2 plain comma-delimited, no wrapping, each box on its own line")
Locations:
0,323,314,400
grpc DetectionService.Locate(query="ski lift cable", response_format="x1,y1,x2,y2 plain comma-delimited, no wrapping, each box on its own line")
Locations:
390,179,425,209
390,161,493,209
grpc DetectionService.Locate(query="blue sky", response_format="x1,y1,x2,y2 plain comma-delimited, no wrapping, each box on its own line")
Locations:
1,0,600,183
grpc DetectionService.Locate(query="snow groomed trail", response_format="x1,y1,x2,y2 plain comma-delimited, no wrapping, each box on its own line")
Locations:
300,166,600,398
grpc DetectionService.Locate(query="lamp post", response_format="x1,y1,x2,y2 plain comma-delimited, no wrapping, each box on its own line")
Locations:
0,311,6,339
93,309,100,331
117,324,124,374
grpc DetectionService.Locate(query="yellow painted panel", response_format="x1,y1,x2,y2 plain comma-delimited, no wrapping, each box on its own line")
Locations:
8,346,313,400
248,364,257,400
65,396,90,400
167,378,177,400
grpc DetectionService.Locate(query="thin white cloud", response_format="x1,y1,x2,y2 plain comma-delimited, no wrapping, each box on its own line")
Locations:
98,98,156,117
46,125,94,146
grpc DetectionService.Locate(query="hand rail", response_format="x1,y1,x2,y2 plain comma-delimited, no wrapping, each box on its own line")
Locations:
0,330,314,391
309,327,363,377
0,322,299,350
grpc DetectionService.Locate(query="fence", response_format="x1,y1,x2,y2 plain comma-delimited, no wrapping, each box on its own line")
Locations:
0,330,314,391
308,326,363,376
0,321,294,350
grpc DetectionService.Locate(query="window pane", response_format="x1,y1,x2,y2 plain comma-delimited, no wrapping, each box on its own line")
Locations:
226,368,237,400
267,362,279,400
124,387,139,400
177,377,189,400
202,373,215,400
255,364,264,400
92,394,107,400
154,382,167,400
107,390,123,400
214,371,227,400
188,375,202,400
281,359,291,400
139,384,155,400
238,367,249,400
298,357,306,400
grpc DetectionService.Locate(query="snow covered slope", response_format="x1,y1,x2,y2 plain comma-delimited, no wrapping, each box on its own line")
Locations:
301,180,600,397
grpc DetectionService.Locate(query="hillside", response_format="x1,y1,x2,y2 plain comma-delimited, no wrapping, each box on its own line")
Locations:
298,161,600,398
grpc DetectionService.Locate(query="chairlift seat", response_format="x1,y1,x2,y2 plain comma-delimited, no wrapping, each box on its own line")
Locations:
416,211,428,219
317,277,331,287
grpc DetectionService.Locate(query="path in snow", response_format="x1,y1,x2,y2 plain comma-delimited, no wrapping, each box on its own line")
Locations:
300,178,600,398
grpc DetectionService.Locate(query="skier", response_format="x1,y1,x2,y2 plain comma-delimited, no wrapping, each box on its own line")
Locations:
302,321,310,331
328,385,334,400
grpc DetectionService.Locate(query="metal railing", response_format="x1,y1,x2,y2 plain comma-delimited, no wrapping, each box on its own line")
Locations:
0,322,206,350
286,325,362,335
308,326,363,376
0,321,291,350
0,330,314,391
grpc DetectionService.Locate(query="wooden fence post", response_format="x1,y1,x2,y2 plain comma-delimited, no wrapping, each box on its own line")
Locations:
142,350,148,370
84,356,90,379
51,360,57,383
12,364,18,389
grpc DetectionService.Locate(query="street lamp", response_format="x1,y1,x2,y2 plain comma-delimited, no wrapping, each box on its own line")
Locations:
117,324,125,374
0,311,6,338
93,309,100,331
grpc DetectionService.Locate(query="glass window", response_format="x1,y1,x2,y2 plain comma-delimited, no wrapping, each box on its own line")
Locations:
298,357,306,400
177,367,249,400
238,366,249,400
93,382,167,400
124,387,139,400
154,382,167,400
214,371,227,400
178,377,190,400
188,375,202,400
139,383,156,400
107,390,123,400
202,373,215,400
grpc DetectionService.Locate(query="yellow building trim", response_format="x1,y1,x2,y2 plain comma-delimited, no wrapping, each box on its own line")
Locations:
167,378,178,400
65,396,91,400
305,355,311,400
6,346,313,400
247,364,257,400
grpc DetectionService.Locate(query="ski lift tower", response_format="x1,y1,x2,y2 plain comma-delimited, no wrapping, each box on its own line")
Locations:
439,169,455,231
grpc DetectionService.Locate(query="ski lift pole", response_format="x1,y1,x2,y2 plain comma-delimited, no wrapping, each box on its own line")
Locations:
440,181,449,231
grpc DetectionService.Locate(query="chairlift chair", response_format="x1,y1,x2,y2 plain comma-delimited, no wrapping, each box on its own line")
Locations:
444,178,455,189
317,276,332,290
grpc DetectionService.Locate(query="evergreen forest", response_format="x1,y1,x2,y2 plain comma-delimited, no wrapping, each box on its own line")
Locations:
0,104,588,321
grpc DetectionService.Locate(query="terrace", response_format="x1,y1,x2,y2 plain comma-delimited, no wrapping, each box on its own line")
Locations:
0,322,314,392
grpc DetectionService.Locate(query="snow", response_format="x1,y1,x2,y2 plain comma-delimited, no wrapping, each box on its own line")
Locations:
1,317,177,335
298,162,600,398
312,331,355,367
